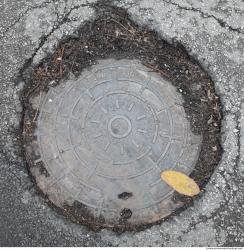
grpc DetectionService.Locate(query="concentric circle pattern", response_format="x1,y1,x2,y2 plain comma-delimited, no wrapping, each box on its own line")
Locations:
28,59,202,228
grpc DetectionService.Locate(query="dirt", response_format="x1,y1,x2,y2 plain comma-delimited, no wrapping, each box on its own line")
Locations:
20,2,222,232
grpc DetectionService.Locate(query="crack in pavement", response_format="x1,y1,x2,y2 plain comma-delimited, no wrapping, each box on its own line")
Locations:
235,111,242,170
0,0,93,41
0,0,54,41
161,0,244,35
18,1,93,78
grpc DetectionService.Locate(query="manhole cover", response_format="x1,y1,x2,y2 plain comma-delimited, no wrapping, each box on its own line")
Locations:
23,59,202,229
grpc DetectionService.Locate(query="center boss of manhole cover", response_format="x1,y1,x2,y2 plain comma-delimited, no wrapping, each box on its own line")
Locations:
24,59,202,229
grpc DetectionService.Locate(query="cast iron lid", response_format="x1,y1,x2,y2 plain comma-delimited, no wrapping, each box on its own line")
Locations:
24,59,202,229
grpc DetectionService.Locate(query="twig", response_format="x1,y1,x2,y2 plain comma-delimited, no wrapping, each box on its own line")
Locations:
59,47,65,76
142,63,170,78
109,18,134,35
33,92,43,122
26,81,42,98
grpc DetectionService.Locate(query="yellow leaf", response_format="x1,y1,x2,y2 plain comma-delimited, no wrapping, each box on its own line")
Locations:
160,170,200,196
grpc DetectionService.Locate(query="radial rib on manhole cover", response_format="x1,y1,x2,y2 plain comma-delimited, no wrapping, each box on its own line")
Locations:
23,59,203,229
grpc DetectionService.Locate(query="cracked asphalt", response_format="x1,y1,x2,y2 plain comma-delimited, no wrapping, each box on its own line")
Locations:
0,0,243,247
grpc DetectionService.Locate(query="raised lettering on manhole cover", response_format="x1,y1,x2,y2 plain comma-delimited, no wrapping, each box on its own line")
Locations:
24,59,201,229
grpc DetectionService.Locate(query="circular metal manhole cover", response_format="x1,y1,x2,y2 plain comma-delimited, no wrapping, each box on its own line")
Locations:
24,59,201,229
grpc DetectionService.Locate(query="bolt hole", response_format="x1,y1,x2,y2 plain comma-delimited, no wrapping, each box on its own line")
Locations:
118,192,133,200
120,208,132,220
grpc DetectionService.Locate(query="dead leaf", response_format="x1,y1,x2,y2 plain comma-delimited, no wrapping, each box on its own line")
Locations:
160,170,200,196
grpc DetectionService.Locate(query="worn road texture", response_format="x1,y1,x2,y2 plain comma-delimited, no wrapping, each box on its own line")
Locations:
0,0,243,247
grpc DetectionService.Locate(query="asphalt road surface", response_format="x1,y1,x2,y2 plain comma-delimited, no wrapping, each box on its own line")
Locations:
0,0,243,247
